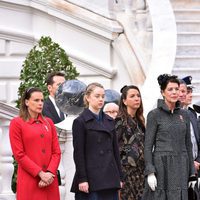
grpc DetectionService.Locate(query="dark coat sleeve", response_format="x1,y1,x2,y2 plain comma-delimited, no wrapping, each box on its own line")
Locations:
112,123,123,181
197,119,200,162
144,110,157,176
184,111,196,176
188,110,200,163
72,117,88,183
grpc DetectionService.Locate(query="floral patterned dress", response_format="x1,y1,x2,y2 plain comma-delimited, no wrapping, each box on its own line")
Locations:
115,116,145,200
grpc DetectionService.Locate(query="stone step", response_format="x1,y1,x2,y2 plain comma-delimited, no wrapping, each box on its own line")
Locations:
176,44,200,56
171,1,200,102
172,67,200,80
176,20,200,32
192,93,200,104
193,80,200,90
171,1,200,9
174,9,200,20
174,56,200,68
177,32,200,43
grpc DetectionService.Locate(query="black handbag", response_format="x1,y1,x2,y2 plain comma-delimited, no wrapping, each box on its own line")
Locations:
57,170,61,186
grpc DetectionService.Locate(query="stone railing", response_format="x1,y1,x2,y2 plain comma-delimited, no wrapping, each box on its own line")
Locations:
0,102,75,200
0,102,18,200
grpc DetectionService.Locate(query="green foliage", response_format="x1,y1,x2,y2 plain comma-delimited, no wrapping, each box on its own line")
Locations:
11,156,17,193
16,36,79,108
12,36,79,193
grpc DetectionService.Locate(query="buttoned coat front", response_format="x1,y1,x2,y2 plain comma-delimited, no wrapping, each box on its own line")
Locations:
9,115,61,200
71,108,122,193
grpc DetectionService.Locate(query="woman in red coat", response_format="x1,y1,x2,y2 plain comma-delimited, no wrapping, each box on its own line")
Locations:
9,87,61,200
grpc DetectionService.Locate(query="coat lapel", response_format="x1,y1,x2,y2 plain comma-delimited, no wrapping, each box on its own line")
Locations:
46,98,61,122
81,109,114,135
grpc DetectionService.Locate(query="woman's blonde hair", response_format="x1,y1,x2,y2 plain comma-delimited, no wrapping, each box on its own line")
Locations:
84,82,104,107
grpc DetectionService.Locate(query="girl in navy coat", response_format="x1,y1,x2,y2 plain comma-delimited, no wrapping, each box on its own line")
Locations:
71,82,123,200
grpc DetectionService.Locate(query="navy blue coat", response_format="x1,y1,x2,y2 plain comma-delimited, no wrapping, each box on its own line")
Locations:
71,108,122,193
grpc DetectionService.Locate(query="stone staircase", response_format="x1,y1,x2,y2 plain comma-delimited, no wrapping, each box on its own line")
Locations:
171,0,200,103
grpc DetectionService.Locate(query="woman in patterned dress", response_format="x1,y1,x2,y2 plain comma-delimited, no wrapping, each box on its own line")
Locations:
115,85,145,200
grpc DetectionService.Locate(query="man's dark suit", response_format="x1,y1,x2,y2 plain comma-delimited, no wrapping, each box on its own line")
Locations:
42,97,64,124
188,109,200,162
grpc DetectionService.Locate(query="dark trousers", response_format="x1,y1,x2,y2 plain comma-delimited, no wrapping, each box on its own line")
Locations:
75,189,118,200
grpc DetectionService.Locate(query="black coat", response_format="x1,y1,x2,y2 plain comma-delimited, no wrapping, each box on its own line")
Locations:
71,108,122,193
42,97,63,124
187,109,200,162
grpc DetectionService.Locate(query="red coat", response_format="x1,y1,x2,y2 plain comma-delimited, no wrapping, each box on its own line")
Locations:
9,114,61,200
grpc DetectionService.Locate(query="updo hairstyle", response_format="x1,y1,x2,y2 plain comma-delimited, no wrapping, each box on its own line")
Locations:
157,74,180,91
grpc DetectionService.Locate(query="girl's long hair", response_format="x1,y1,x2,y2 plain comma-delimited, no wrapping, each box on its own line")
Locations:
118,85,145,130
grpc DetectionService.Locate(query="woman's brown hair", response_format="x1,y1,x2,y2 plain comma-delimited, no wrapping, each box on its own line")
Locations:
19,87,43,120
118,85,145,130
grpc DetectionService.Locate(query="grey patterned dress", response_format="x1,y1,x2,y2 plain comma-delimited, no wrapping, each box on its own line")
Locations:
115,116,145,200
142,99,195,200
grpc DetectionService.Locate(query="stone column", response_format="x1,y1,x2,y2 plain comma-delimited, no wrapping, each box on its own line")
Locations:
57,128,68,200
64,131,75,200
55,116,76,200
0,118,15,200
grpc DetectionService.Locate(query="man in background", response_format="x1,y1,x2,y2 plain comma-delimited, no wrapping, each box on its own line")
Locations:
182,75,194,109
179,76,200,173
103,102,119,119
42,71,66,124
178,78,188,108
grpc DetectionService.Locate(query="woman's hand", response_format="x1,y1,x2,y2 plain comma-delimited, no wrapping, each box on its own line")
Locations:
194,161,200,172
38,180,48,188
78,182,89,193
38,171,55,185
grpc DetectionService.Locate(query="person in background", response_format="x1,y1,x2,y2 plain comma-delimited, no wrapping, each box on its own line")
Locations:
142,74,196,200
182,76,194,109
103,102,119,119
42,72,66,124
178,78,187,109
9,87,61,200
71,82,123,200
181,76,200,174
115,85,145,200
